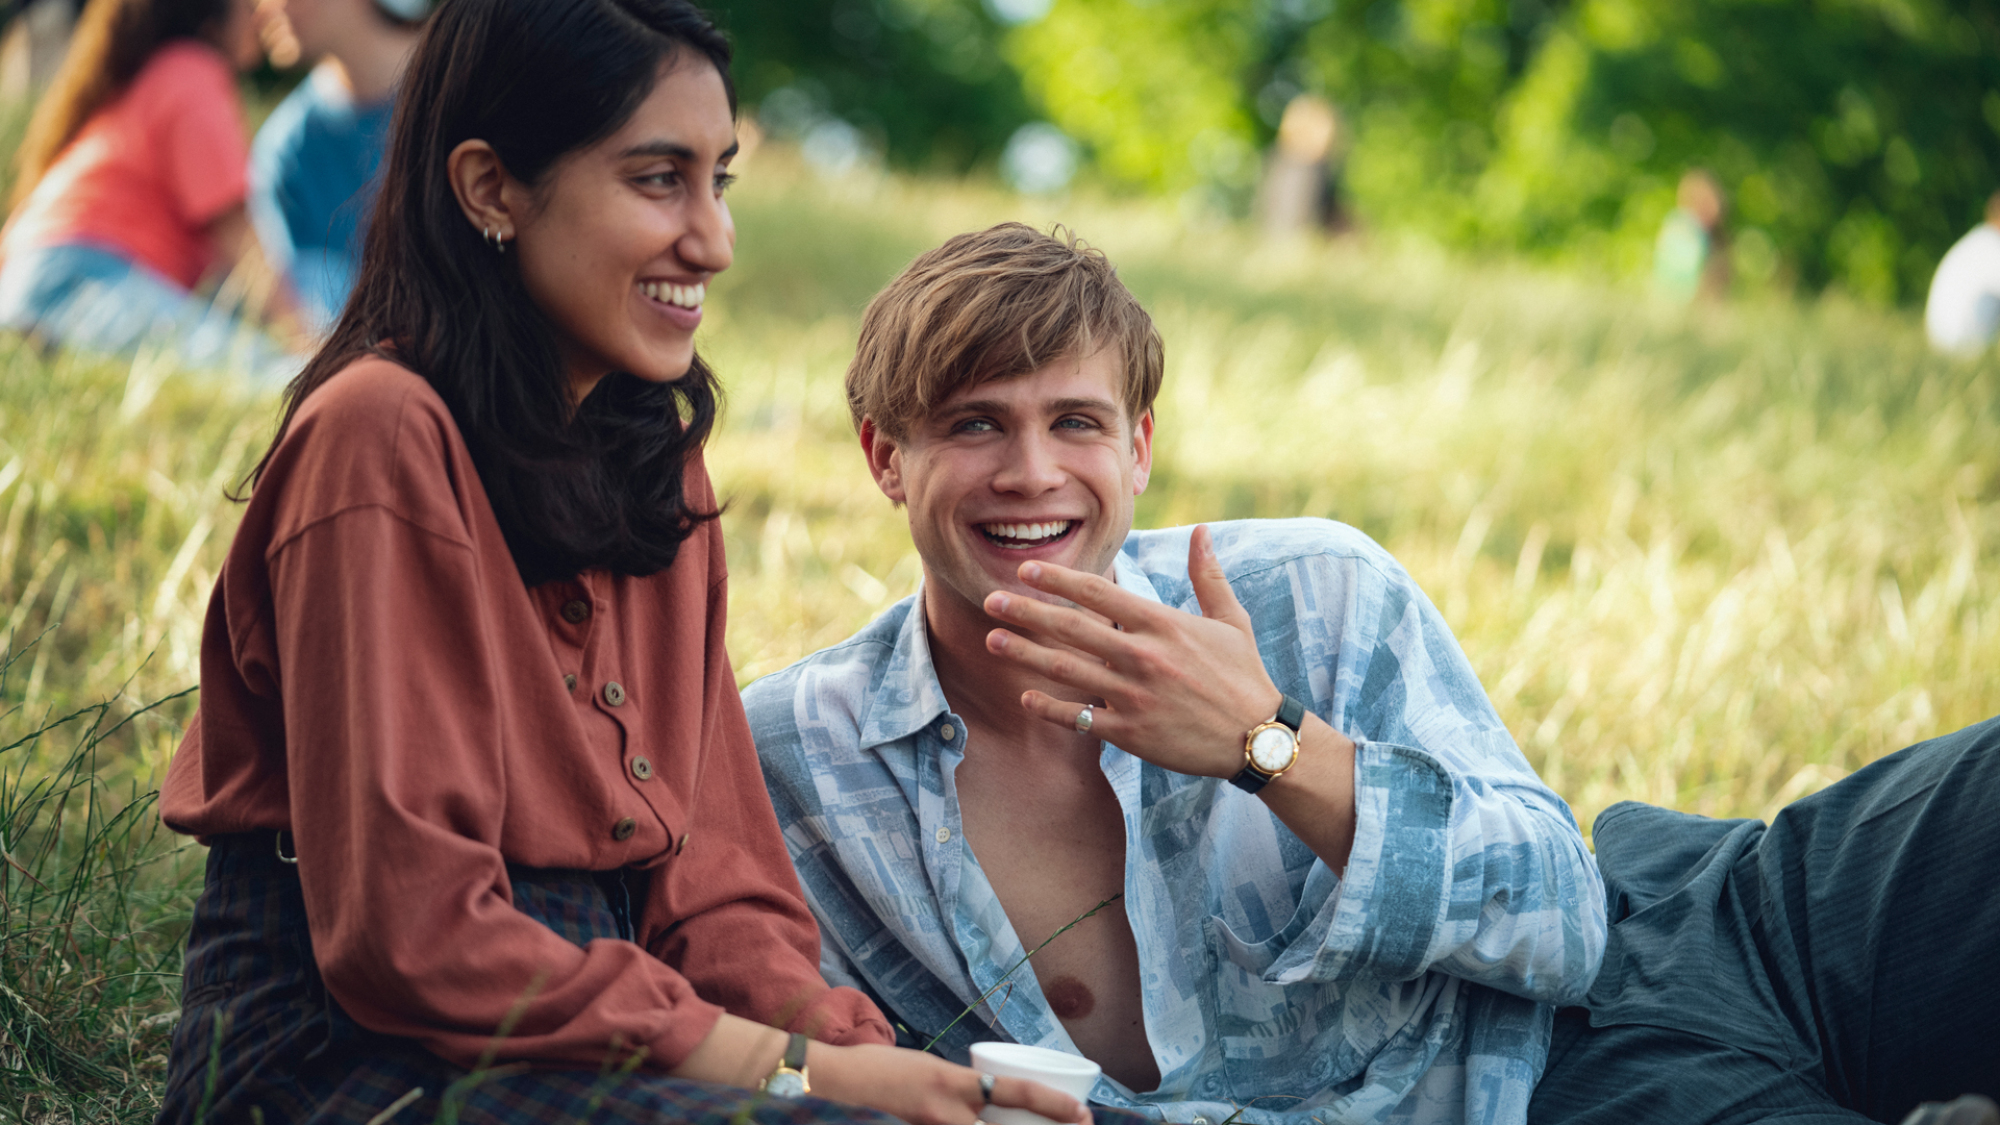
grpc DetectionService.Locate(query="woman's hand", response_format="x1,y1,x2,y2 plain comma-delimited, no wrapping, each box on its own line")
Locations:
669,1014,1089,1124
809,1042,1092,1125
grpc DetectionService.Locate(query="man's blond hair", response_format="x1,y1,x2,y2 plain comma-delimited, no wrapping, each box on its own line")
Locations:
845,223,1164,439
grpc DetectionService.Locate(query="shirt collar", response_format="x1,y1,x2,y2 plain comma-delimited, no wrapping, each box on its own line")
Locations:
855,588,955,749
852,554,1168,750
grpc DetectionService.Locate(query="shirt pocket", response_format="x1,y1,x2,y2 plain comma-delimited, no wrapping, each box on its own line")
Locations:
1204,913,1355,1100
1207,911,1452,1106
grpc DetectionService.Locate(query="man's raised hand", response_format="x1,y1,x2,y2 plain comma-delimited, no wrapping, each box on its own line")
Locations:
981,524,1283,778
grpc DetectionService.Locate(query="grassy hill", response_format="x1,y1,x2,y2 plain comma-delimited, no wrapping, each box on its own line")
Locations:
0,148,1994,1119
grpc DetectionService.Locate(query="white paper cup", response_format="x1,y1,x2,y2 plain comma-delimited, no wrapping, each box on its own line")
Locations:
969,1042,1102,1125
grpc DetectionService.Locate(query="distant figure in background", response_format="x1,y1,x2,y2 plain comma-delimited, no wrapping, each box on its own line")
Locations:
0,0,299,382
1654,169,1729,302
1257,93,1352,239
249,0,431,334
1923,191,2000,357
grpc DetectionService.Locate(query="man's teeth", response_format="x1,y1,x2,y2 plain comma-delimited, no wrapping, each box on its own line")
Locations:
641,281,705,309
983,520,1073,545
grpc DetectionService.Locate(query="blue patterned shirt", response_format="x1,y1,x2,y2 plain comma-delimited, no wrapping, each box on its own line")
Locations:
746,519,1605,1125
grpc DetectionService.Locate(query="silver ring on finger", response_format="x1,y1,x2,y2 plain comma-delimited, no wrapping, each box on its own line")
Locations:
980,1073,997,1103
1074,704,1094,733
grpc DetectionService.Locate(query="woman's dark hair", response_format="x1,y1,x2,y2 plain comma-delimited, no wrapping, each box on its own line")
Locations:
12,0,236,208
253,0,735,586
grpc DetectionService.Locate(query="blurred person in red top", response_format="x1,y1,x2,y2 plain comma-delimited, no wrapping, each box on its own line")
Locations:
151,1,1108,1124
0,0,300,382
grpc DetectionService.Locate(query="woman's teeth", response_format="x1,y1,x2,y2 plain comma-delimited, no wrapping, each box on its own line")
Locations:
641,281,705,309
982,520,1074,548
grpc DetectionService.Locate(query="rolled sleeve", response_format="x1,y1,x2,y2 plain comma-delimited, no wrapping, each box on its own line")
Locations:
1258,543,1605,1005
1274,737,1601,1006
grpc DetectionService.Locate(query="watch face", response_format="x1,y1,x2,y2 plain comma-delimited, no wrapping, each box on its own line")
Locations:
1249,726,1297,773
763,1070,808,1097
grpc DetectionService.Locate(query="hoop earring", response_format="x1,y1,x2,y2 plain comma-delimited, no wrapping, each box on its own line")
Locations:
483,225,509,254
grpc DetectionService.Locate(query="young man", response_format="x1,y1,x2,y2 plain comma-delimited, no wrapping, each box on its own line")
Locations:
248,0,431,333
746,224,1999,1125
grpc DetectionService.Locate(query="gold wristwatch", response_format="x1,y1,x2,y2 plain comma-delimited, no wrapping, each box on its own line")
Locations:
761,1032,811,1096
1229,694,1306,794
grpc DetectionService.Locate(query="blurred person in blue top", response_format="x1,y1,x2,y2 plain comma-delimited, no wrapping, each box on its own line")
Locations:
248,0,431,334
745,223,2000,1125
1653,169,1729,302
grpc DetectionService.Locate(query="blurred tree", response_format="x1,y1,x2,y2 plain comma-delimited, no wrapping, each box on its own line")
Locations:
1001,0,2000,304
707,0,1035,170
1463,0,2000,302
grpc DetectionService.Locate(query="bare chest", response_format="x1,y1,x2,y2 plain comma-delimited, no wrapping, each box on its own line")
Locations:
953,723,1161,1090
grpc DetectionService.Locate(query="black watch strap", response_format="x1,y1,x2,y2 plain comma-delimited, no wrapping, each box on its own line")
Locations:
782,1031,809,1072
1274,693,1306,732
1229,694,1306,794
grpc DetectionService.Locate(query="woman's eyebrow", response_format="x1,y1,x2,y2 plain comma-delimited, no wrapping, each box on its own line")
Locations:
618,139,741,161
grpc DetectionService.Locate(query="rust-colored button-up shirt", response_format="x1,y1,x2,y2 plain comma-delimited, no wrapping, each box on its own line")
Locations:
162,358,891,1071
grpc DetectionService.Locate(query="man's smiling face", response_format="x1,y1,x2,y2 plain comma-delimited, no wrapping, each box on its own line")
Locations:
864,348,1154,626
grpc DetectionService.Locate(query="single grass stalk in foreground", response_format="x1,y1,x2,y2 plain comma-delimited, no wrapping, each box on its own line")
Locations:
919,893,1125,1055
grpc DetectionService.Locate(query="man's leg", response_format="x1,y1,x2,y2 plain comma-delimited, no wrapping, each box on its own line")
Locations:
1753,716,2000,1118
1530,1008,1872,1124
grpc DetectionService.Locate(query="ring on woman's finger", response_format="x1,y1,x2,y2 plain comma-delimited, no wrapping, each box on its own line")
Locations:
1074,705,1093,733
979,1073,996,1103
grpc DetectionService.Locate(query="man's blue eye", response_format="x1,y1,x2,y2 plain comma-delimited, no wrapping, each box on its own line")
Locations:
961,419,996,433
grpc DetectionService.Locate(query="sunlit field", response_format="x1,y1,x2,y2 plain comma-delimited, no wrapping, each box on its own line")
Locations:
0,147,1994,1118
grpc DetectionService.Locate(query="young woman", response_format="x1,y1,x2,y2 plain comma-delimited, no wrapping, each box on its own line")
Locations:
154,1,1099,1122
0,0,298,381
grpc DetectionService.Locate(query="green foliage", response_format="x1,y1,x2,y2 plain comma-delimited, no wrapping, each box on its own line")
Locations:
997,0,2000,303
707,0,1034,169
1006,0,1260,197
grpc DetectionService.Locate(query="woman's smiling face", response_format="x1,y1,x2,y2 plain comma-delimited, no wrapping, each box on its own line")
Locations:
501,54,737,402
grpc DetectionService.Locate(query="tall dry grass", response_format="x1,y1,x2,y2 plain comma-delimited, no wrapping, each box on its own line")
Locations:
709,149,1998,832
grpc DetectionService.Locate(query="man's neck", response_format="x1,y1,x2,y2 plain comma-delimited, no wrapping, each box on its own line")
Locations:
923,579,1102,761
321,24,422,105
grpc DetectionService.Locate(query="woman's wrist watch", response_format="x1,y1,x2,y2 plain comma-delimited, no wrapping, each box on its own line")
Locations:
761,1032,811,1096
1230,694,1306,794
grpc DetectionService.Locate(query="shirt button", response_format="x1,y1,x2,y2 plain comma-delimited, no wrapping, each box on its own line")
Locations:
603,681,627,706
611,817,636,841
563,674,577,691
631,755,653,781
561,599,591,624
938,723,956,741
935,826,951,844
1192,1117,1211,1124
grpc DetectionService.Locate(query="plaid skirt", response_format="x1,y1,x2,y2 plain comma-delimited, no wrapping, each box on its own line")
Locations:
155,833,904,1125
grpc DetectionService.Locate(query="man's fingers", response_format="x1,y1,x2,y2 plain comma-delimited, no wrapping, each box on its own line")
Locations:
985,590,1129,657
1187,525,1249,626
1019,689,1118,738
987,630,1122,699
1015,560,1149,621
982,1074,1090,1124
